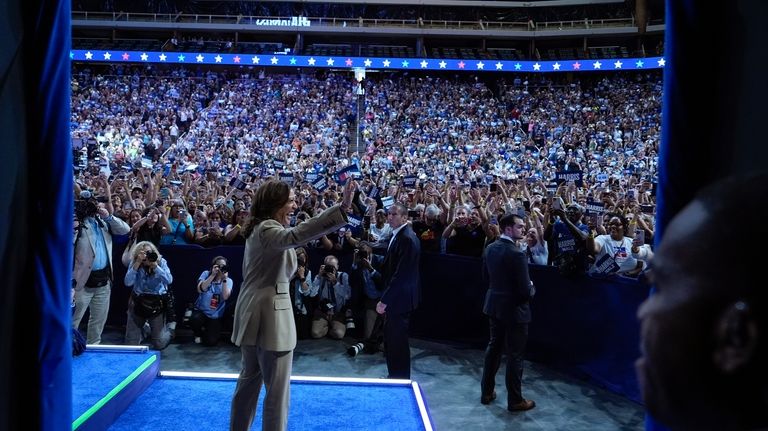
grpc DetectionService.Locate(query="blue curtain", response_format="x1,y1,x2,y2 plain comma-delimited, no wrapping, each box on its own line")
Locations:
0,0,72,429
648,1,768,429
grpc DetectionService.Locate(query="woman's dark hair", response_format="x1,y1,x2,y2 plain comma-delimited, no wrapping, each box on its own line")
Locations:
242,180,290,238
606,213,628,234
211,255,227,266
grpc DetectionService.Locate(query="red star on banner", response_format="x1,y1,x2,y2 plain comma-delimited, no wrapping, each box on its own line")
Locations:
233,56,241,63
458,61,466,69
572,62,581,70
345,58,353,66
122,53,130,60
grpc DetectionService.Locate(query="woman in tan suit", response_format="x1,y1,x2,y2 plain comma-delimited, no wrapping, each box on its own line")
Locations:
230,179,355,431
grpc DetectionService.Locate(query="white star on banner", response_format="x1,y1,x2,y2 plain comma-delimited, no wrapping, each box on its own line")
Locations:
420,60,428,68
533,63,541,71
289,58,296,65
271,57,279,64
636,60,644,68
308,57,316,66
439,60,447,69
103,52,111,60
553,62,561,70
614,60,623,69
495,62,503,70
593,61,602,69
476,61,485,70
159,53,167,61
141,53,149,61
252,56,260,64
85,51,93,59
196,54,204,63
657,58,666,67
401,60,409,67
178,54,185,62
382,59,391,67
215,55,223,63
364,58,372,67
514,63,521,70
326,58,335,66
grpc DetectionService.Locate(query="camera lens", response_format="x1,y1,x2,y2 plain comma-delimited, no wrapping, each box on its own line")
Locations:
346,342,365,357
146,251,158,262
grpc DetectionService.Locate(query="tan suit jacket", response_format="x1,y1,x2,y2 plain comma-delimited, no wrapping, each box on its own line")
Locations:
231,205,348,351
72,215,130,290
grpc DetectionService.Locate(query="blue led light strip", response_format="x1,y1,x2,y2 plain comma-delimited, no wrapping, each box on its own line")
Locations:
70,50,665,72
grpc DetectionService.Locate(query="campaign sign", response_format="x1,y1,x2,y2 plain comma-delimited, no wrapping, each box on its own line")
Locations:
279,172,295,185
301,143,320,155
381,196,395,209
403,175,417,187
368,185,380,199
346,214,362,227
312,176,328,192
585,199,606,215
273,159,286,169
555,170,583,187
594,253,620,275
334,164,361,185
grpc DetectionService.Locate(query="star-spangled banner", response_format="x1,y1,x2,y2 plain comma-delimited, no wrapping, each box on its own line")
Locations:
71,50,666,72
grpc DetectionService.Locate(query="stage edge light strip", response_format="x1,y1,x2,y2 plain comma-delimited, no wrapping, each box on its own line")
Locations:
412,381,434,431
85,344,149,352
72,354,157,430
159,371,413,385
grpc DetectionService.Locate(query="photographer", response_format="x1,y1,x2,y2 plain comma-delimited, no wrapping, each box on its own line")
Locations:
291,247,314,339
124,241,173,350
307,255,351,340
189,256,233,346
72,191,130,345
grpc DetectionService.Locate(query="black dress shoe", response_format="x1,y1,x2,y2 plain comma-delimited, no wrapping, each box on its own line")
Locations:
508,399,535,412
480,391,497,405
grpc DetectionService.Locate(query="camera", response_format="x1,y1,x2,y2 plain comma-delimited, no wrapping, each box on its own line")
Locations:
146,251,158,262
218,264,229,273
347,342,365,357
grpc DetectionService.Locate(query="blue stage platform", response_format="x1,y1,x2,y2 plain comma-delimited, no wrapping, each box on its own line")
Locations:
72,348,434,430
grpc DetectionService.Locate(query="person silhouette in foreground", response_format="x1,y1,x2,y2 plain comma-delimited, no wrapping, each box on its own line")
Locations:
637,172,768,431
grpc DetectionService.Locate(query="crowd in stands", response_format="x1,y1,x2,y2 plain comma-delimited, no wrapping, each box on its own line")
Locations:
71,63,661,344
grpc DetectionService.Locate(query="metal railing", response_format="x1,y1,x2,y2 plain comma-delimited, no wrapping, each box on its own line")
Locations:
72,11,643,32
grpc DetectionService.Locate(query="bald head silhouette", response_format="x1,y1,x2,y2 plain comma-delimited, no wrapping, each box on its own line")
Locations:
637,172,768,431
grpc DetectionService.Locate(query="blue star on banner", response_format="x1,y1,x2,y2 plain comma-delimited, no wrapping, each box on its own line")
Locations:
69,50,666,73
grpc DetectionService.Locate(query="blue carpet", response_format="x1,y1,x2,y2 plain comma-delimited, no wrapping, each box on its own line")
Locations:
73,350,158,423
109,378,426,430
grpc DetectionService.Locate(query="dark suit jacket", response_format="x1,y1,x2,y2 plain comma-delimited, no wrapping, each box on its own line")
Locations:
380,223,421,314
481,237,533,324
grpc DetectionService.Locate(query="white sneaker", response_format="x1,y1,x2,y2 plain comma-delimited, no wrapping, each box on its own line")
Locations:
194,337,201,344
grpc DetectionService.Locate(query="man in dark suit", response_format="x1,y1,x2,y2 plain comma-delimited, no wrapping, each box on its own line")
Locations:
480,213,536,412
376,203,421,379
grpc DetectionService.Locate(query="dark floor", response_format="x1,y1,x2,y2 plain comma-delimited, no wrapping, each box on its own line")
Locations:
100,326,644,431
